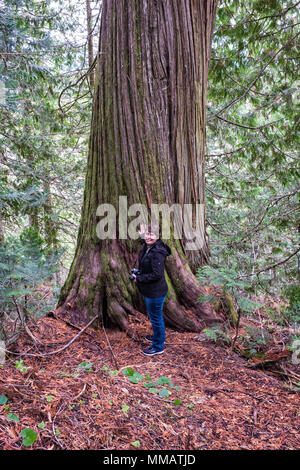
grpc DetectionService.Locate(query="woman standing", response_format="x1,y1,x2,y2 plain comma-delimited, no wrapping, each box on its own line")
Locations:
131,225,171,356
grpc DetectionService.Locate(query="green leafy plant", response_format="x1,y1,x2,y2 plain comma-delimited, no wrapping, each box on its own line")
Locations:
131,440,141,448
7,413,19,422
197,266,263,321
121,368,182,403
122,404,130,416
0,394,8,405
122,367,144,384
239,325,272,354
158,388,170,398
20,428,38,447
155,376,172,386
78,361,93,372
15,360,27,373
282,285,300,324
202,326,231,345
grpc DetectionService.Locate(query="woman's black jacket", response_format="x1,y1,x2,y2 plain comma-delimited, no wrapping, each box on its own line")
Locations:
136,239,171,298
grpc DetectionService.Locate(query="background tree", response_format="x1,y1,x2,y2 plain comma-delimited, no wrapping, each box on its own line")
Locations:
0,0,101,343
206,0,299,300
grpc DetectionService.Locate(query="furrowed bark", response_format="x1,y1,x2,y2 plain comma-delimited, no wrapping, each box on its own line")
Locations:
57,0,220,332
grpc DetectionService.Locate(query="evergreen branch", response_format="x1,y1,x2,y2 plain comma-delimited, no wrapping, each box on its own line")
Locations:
243,1,300,24
236,186,300,242
58,53,103,113
208,31,300,121
207,219,232,236
250,247,300,277
218,2,300,28
214,114,284,130
206,186,240,200
205,146,245,158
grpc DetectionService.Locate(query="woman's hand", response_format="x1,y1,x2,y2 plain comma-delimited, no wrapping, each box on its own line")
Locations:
131,274,137,283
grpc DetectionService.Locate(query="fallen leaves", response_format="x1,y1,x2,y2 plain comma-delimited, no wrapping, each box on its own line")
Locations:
0,313,299,450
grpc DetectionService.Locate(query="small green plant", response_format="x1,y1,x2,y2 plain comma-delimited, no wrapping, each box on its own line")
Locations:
15,360,27,373
202,326,231,344
7,413,19,422
121,367,183,403
0,394,8,405
155,376,172,385
158,388,170,398
78,361,93,372
20,428,38,447
282,285,300,324
197,266,263,320
0,232,64,346
122,367,144,384
239,325,272,355
122,404,130,416
131,440,141,448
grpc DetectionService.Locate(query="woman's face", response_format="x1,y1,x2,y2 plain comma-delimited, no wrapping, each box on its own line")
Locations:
145,231,158,245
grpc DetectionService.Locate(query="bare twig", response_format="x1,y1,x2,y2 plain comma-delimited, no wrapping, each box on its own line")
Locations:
102,324,119,370
5,315,99,358
12,296,43,345
231,308,242,352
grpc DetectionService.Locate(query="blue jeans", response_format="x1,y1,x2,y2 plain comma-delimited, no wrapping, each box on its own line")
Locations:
143,294,167,351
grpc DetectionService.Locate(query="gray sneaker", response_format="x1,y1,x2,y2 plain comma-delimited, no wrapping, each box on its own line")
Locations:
142,346,164,356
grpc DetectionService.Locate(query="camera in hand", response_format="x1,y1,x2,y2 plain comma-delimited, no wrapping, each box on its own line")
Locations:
129,268,140,281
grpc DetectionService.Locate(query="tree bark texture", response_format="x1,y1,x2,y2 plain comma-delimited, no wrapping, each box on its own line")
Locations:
57,0,219,332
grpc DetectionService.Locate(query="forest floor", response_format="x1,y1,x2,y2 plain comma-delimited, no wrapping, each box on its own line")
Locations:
0,297,299,451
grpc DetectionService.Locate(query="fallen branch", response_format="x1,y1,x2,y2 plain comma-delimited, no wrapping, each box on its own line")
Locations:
12,296,43,345
102,324,119,370
5,315,99,358
231,307,242,352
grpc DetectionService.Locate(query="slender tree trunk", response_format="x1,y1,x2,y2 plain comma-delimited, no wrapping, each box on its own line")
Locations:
57,0,219,332
43,180,61,284
43,181,58,251
0,216,5,245
86,0,95,88
28,209,39,233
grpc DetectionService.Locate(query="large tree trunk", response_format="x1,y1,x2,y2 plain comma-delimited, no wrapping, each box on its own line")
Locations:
57,0,220,332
